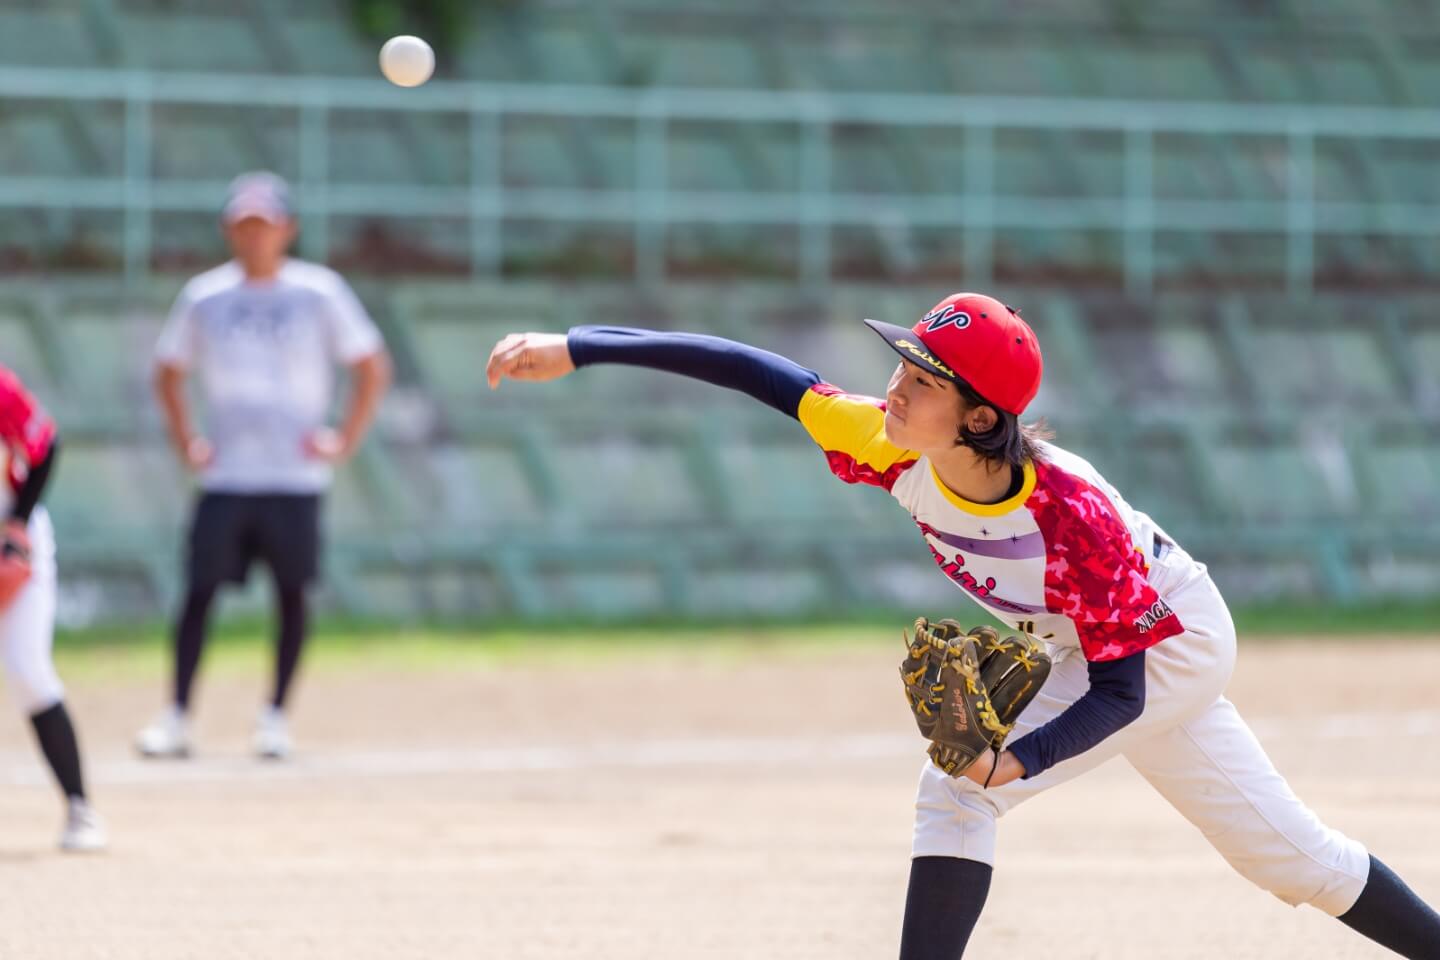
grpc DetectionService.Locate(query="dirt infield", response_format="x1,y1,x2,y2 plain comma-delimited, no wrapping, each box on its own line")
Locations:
0,636,1436,959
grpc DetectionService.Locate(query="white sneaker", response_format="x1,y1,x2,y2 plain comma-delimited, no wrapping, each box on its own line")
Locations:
253,706,291,760
135,706,191,758
59,798,107,853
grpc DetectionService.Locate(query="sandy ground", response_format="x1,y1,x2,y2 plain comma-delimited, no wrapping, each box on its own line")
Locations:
0,636,1436,959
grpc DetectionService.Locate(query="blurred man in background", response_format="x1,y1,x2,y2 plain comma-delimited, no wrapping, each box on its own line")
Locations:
136,172,391,761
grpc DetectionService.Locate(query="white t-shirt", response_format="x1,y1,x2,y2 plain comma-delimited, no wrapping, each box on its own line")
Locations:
155,259,384,494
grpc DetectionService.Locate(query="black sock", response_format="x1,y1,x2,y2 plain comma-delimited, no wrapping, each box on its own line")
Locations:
898,856,992,960
271,584,308,709
1337,855,1440,959
29,702,86,801
174,583,217,711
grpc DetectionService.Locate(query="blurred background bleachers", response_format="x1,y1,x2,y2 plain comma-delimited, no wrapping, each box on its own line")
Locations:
1,0,1437,622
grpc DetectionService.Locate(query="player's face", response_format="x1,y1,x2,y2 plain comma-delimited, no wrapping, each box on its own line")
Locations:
884,360,963,450
225,216,296,274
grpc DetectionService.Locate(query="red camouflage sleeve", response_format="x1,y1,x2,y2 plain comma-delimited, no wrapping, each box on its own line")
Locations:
0,367,57,491
1027,461,1183,661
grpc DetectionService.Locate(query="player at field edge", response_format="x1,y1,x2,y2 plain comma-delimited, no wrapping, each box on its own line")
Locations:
135,173,391,761
0,365,106,851
485,293,1440,959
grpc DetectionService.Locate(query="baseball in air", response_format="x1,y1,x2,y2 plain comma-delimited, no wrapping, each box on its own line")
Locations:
379,35,435,87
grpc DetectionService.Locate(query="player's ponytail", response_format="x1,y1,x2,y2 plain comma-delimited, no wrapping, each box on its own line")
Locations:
951,378,1051,468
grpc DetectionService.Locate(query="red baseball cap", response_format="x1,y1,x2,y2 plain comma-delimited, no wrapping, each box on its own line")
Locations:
863,292,1043,415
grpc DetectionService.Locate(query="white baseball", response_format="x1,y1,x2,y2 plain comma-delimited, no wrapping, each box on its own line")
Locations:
379,35,435,88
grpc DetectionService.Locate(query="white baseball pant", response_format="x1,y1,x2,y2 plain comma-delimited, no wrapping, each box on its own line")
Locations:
912,545,1370,916
1,507,65,716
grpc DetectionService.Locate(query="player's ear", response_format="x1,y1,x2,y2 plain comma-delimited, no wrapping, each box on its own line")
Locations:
962,403,998,435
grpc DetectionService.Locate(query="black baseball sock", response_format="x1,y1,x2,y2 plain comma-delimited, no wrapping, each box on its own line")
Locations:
898,856,992,960
1337,855,1440,959
29,702,85,801
173,582,218,710
270,584,308,709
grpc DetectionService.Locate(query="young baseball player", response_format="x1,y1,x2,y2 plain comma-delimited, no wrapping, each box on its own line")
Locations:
485,293,1440,958
135,172,391,761
0,365,106,851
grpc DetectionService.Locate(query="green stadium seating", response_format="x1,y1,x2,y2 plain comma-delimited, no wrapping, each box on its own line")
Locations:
328,110,470,188
421,441,549,536
0,8,97,68
0,101,125,179
1087,37,1230,101
645,27,771,89
830,126,941,198
7,3,1440,615
1408,312,1440,402
150,213,229,272
281,5,374,77
547,436,706,527
939,34,1082,97
0,303,56,396
149,105,293,183
1238,303,1405,411
1081,297,1234,416
16,2,1440,284
47,440,181,542
1208,432,1348,526
114,7,271,73
4,270,1438,618
1357,437,1440,526
667,121,801,193
526,14,620,86
682,560,832,616
56,304,165,424
710,438,881,529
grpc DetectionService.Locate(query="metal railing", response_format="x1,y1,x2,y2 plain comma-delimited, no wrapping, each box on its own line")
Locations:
6,66,1440,293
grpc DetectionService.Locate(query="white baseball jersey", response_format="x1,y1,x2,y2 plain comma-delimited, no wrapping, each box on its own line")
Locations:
798,384,1191,663
155,259,383,494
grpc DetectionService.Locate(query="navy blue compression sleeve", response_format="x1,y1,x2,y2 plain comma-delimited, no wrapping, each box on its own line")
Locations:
1006,650,1146,779
567,325,821,419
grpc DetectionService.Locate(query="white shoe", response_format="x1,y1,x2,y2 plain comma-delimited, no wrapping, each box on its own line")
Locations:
60,798,107,853
135,706,191,758
253,706,291,760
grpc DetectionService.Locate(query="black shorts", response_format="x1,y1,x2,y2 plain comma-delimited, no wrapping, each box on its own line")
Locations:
186,492,322,591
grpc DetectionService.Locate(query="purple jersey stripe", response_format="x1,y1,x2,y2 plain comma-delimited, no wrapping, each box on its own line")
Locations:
922,526,1047,561
975,593,1049,616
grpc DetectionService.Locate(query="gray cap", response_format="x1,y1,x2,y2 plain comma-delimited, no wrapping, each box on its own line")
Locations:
222,171,293,224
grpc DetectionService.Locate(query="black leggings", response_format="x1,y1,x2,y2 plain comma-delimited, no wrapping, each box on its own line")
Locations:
173,578,309,711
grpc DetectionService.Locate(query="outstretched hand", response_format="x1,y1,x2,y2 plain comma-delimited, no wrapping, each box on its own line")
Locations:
485,333,576,390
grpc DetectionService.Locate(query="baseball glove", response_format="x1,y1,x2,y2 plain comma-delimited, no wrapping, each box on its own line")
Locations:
0,522,30,611
967,624,1052,750
899,618,1052,778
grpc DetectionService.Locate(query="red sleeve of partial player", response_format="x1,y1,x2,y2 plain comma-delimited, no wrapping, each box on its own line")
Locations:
1027,461,1183,662
0,367,56,481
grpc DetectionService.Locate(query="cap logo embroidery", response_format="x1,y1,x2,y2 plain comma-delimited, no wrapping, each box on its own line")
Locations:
923,304,972,333
895,339,956,378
